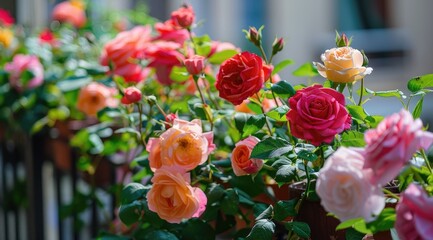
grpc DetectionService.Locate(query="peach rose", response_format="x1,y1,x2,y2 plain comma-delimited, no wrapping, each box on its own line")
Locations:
146,168,207,223
76,82,118,117
316,147,385,222
146,119,215,172
314,46,372,83
52,0,86,28
235,95,280,114
231,136,263,176
100,26,152,83
5,54,44,91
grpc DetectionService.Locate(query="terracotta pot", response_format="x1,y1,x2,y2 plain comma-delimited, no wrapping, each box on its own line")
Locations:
289,181,345,239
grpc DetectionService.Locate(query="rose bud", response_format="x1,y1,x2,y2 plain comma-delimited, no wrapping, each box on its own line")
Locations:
121,86,142,104
171,4,195,29
246,26,261,47
272,37,284,55
164,113,178,129
184,55,205,75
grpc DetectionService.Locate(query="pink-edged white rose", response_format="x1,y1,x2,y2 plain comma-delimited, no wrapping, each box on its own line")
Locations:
5,54,44,91
146,119,215,172
314,46,372,83
316,147,385,222
364,109,433,186
231,136,263,176
395,184,433,240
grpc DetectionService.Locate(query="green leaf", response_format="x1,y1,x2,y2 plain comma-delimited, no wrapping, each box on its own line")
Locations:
250,137,292,159
285,221,311,238
169,66,190,82
373,89,406,99
266,105,289,122
270,81,296,99
234,113,249,134
297,150,318,162
412,96,424,119
407,74,433,93
336,218,364,230
121,183,147,204
345,228,366,240
341,131,366,147
274,165,297,183
347,105,369,121
182,219,215,240
272,59,294,75
89,133,104,154
242,114,266,138
221,189,239,215
143,230,179,240
31,117,49,134
48,106,70,121
57,76,92,92
255,205,273,220
246,219,275,240
118,201,144,226
114,127,140,136
208,49,238,64
207,183,225,204
292,62,318,77
365,208,396,233
193,35,212,57
273,199,298,221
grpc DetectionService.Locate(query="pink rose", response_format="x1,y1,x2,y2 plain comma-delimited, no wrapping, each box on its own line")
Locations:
5,54,44,91
52,1,86,28
146,168,207,223
146,119,215,172
76,82,118,117
184,55,205,75
171,5,195,28
316,147,385,222
231,136,263,176
143,41,185,85
215,52,269,105
100,26,152,83
364,109,433,186
286,85,351,146
154,19,189,44
395,184,433,240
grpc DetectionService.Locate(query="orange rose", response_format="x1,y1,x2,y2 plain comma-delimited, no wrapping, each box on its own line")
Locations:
52,0,86,28
231,136,263,176
146,119,215,172
76,82,118,117
0,27,13,48
314,47,372,83
146,168,207,223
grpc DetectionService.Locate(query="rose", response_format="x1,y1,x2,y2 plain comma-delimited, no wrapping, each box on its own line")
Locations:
171,5,195,28
215,51,271,105
144,41,185,85
146,168,207,223
0,8,14,26
76,82,118,117
146,119,215,172
231,136,263,176
184,55,205,75
316,147,385,222
121,87,142,104
364,109,433,186
100,26,152,83
52,0,86,28
5,54,44,91
0,27,13,48
154,19,189,44
314,46,372,83
285,85,351,146
395,184,433,240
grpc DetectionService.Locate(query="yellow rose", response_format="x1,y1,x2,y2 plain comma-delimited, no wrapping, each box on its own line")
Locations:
146,168,207,223
314,47,372,83
0,27,13,48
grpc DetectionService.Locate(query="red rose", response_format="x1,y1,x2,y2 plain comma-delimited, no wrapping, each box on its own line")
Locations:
121,86,142,104
286,85,351,146
171,5,195,28
0,8,14,26
215,52,268,105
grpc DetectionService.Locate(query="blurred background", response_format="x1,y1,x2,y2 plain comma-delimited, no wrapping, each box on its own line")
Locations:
1,0,433,239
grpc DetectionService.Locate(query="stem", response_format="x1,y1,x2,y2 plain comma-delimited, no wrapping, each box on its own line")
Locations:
255,93,273,136
137,103,147,148
259,45,269,63
357,78,364,106
303,160,311,199
154,102,167,118
193,75,207,105
383,188,400,201
262,164,276,171
188,29,197,54
420,149,433,174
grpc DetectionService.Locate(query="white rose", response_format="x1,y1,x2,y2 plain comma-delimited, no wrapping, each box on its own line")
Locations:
316,147,385,222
